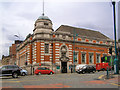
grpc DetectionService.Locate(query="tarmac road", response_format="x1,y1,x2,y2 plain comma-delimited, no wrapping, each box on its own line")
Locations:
0,71,119,89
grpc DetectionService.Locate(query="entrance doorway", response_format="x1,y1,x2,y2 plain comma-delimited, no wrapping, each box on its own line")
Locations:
61,62,67,73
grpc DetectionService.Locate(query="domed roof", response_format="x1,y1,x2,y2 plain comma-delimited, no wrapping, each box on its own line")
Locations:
38,15,51,21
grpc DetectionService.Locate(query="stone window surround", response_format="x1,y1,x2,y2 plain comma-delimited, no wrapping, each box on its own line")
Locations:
89,52,94,64
44,43,49,55
96,53,101,63
74,51,79,64
81,51,86,64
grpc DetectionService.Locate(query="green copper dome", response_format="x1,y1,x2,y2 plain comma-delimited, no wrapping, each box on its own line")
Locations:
38,15,51,21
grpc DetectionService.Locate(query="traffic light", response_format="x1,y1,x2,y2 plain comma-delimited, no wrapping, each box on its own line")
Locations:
109,47,112,54
119,48,120,52
101,56,105,62
25,61,28,65
118,48,120,55
116,48,118,55
101,56,111,63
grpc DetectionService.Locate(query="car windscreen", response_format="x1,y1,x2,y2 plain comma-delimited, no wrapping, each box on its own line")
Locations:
45,68,50,70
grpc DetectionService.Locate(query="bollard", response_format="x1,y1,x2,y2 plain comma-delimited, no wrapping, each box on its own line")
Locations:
107,67,109,79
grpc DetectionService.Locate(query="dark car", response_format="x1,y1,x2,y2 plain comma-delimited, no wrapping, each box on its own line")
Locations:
0,65,21,78
35,67,54,75
76,65,96,74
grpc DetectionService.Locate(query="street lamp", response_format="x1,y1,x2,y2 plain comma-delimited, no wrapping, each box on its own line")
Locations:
51,33,54,71
111,1,119,74
14,35,20,40
73,30,78,73
14,34,20,66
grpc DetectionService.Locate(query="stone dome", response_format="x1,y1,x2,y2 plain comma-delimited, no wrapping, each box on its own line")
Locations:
38,15,51,21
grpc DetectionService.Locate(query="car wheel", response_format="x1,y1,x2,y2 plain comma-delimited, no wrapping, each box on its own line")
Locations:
78,72,81,74
88,71,90,73
12,72,18,78
92,70,96,73
49,72,53,75
38,72,41,75
22,72,26,76
102,68,105,71
82,71,85,74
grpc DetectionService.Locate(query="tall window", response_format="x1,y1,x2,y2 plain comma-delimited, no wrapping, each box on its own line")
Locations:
82,53,86,63
74,52,78,63
96,54,100,63
89,53,93,64
45,43,49,54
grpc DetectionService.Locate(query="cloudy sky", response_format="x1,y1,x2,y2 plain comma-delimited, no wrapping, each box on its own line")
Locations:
0,0,119,59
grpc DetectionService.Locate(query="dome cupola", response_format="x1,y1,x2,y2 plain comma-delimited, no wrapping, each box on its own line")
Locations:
38,15,51,21
33,14,53,33
33,0,53,33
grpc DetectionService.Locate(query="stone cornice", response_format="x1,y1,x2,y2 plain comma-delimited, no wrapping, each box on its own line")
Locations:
16,32,114,51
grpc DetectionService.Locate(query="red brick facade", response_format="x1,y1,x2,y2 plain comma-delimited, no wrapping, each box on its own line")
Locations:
16,15,114,74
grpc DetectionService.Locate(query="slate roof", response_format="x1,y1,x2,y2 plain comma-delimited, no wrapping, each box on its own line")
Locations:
56,25,110,40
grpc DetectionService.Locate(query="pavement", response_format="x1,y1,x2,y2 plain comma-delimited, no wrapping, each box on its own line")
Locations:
98,72,120,88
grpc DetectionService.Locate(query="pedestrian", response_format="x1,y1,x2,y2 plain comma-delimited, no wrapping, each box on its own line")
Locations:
71,67,73,73
33,67,34,75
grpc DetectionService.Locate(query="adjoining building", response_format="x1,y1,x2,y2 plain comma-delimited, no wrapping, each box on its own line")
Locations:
16,14,114,74
1,40,23,65
9,40,23,65
1,55,10,65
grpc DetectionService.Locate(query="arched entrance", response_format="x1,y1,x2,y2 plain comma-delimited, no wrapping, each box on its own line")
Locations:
60,45,69,73
61,62,67,73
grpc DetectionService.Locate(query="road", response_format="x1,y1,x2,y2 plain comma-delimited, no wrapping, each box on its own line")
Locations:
0,71,119,89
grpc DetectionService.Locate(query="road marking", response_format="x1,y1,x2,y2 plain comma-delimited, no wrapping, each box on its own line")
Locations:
1,81,20,83
23,83,71,88
98,75,105,79
110,83,120,86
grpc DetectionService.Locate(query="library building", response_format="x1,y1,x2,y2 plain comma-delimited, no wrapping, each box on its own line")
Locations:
16,14,114,74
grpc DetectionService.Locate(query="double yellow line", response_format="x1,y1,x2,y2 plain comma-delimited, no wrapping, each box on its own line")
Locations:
98,75,120,86
98,75,105,79
110,83,120,86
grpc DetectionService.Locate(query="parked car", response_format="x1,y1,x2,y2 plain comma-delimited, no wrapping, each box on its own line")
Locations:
35,67,54,75
75,64,87,71
76,65,96,74
0,65,21,78
20,67,28,76
96,63,111,72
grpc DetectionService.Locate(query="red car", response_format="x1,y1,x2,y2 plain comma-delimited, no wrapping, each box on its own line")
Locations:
96,63,111,71
34,67,54,75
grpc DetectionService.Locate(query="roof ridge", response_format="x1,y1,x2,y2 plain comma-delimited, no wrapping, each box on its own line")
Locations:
61,25,100,33
56,25,110,39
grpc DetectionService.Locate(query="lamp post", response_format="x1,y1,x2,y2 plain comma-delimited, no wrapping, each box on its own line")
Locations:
112,1,119,74
73,32,75,73
73,30,78,73
14,34,20,66
51,33,54,71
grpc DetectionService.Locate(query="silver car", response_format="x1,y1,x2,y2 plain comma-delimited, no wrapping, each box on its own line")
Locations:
20,68,27,76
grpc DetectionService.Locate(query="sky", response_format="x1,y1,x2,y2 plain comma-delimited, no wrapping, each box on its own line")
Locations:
118,1,120,40
0,0,119,59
